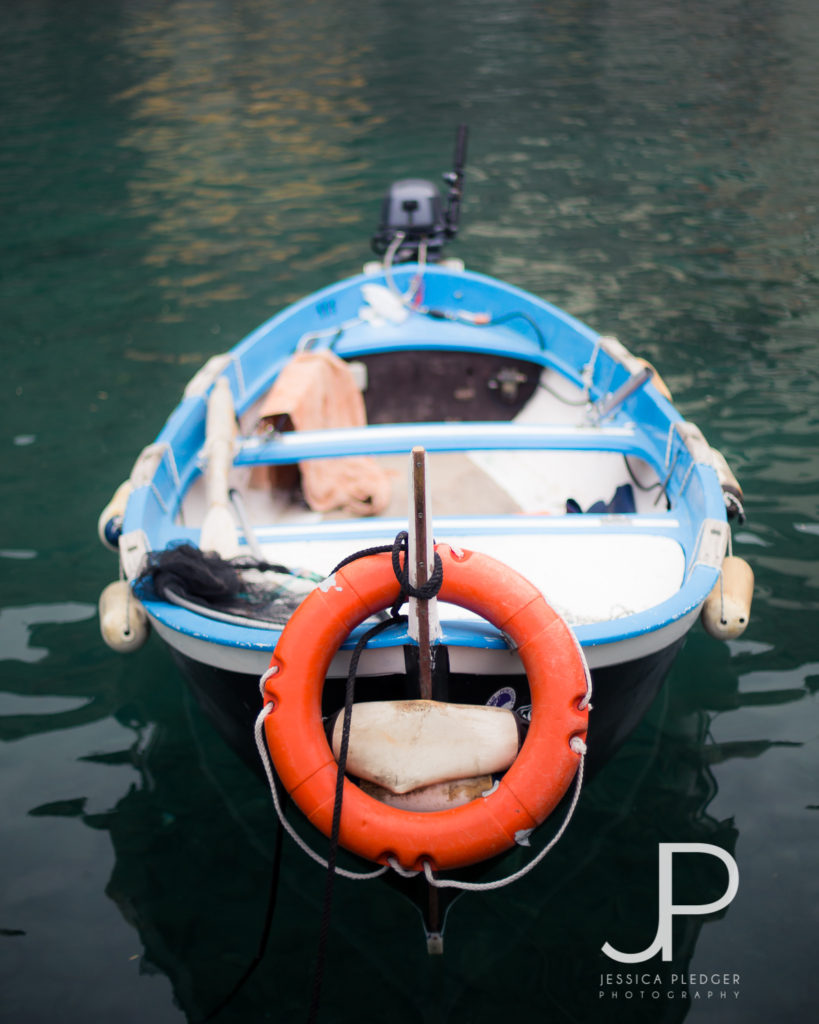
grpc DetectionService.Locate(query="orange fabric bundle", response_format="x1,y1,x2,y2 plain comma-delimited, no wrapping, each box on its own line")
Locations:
255,349,392,516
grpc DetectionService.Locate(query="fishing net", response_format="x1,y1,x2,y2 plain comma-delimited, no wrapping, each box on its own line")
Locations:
134,543,322,625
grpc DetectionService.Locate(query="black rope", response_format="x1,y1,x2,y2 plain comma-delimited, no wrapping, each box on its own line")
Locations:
307,613,404,1023
330,532,443,615
623,453,664,495
199,785,289,1022
308,531,442,1023
389,530,443,607
484,310,547,350
537,378,589,407
330,542,395,575
420,307,548,351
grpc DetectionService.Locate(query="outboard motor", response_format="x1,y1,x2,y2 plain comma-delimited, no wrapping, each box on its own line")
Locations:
372,125,468,264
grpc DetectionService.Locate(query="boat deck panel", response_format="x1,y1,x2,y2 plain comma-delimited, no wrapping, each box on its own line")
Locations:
247,529,685,629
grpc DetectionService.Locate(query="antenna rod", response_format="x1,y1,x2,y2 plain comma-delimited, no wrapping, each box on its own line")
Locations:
444,124,469,239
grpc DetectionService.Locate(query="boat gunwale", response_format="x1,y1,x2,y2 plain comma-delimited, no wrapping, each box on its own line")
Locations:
119,260,729,670
136,556,717,656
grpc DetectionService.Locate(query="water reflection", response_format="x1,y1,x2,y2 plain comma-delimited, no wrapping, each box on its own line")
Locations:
3,0,819,1019
112,1,384,311
0,602,96,665
28,641,795,1024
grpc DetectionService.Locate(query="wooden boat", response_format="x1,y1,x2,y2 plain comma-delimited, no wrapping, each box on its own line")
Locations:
97,128,751,941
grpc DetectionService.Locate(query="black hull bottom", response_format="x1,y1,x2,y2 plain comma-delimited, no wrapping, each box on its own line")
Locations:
170,637,684,783
168,638,684,942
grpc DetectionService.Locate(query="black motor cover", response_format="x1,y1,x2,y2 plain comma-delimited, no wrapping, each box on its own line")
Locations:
372,178,447,260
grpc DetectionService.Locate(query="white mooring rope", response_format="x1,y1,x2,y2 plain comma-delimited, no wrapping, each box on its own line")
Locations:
256,649,591,891
254,701,388,881
416,742,586,892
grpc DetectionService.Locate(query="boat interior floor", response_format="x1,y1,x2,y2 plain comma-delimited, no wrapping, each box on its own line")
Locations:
171,365,684,628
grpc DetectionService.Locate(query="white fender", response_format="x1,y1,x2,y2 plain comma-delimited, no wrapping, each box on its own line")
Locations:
701,556,754,640
634,357,672,401
598,336,672,401
710,447,745,518
129,443,168,489
330,699,521,794
676,421,714,464
99,580,150,653
359,775,494,812
97,479,133,550
183,353,232,399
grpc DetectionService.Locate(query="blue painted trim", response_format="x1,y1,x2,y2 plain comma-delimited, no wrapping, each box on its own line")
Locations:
142,554,717,655
234,421,654,466
121,261,730,665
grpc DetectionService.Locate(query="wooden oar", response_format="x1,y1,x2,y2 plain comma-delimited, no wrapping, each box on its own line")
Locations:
200,377,241,559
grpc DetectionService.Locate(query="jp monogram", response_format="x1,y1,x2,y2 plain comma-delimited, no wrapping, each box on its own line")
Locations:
602,843,739,963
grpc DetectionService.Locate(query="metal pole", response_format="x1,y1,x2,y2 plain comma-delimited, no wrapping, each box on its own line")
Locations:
407,447,444,946
409,447,435,699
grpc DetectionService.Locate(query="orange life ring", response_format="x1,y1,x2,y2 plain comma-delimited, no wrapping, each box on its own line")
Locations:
262,543,589,872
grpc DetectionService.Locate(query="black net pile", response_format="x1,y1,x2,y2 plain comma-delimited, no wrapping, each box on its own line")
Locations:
134,543,322,625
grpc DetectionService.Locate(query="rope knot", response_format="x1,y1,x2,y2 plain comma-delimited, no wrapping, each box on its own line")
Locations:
389,530,443,615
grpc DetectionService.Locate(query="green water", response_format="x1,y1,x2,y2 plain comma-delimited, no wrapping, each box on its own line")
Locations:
2,2,818,1021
